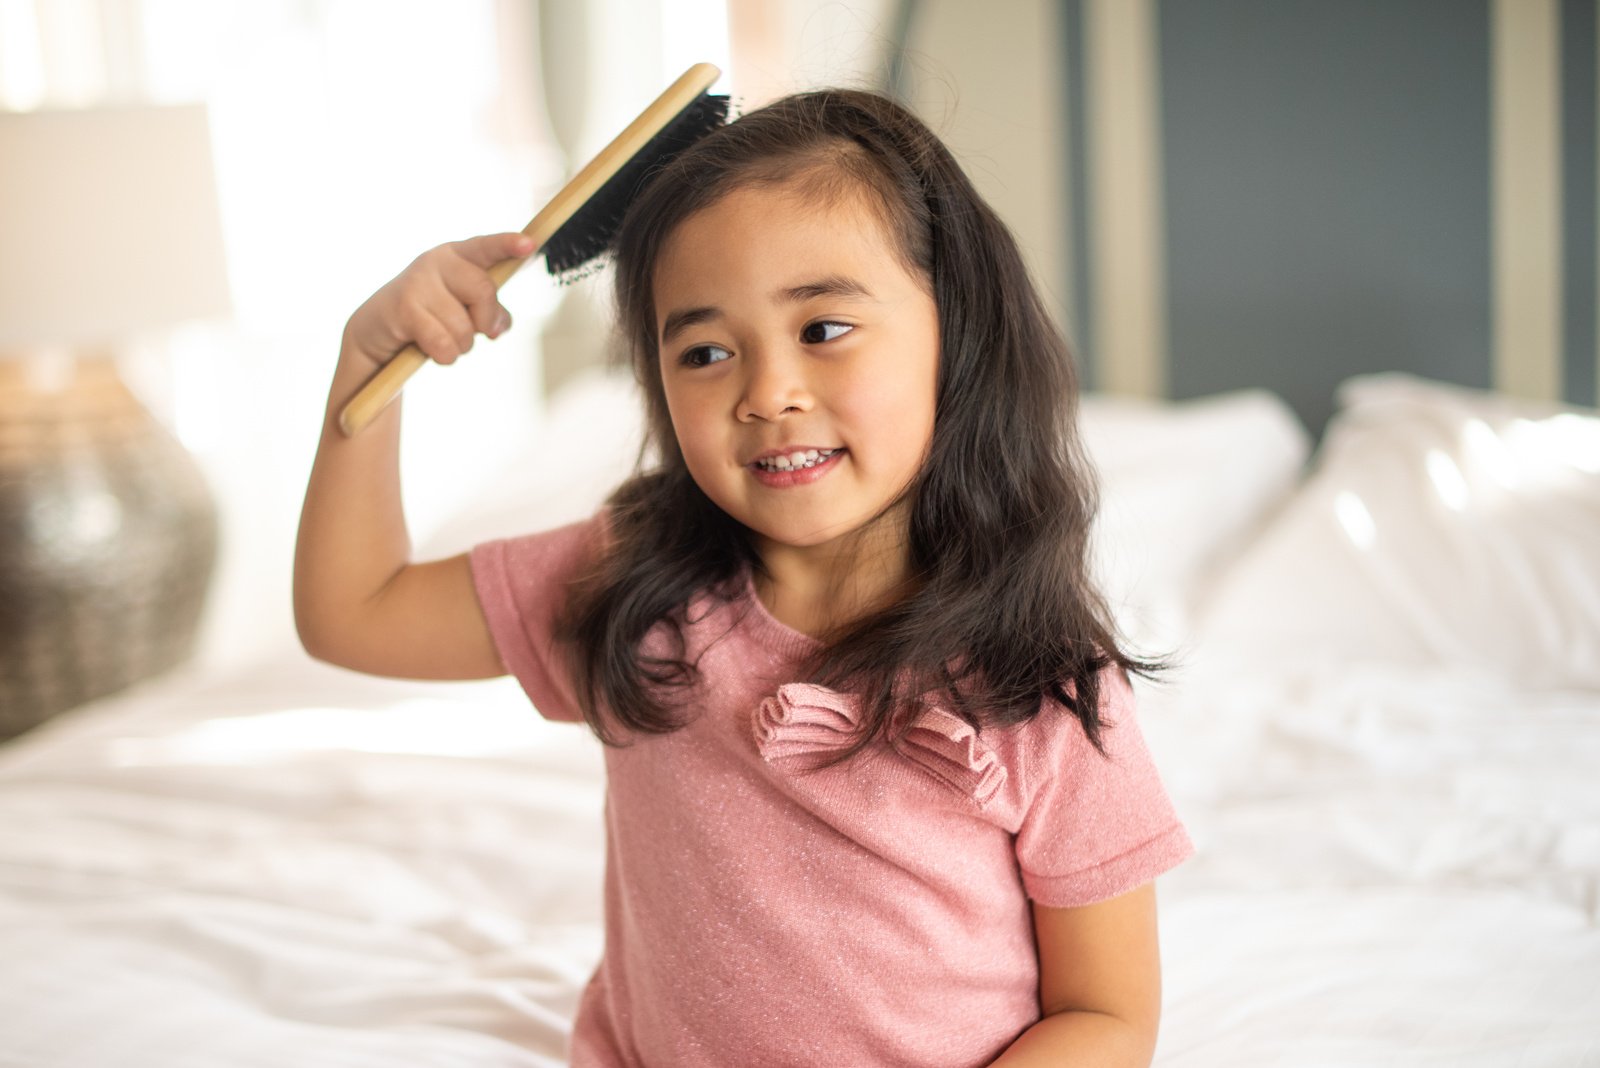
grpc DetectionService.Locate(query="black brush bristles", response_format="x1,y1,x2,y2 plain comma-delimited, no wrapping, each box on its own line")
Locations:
542,93,732,279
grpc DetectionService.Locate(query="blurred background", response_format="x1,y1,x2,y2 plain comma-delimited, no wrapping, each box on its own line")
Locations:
0,0,1592,718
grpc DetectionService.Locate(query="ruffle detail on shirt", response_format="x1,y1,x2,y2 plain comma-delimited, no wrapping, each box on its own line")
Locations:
753,683,860,763
891,704,1008,809
753,684,1007,807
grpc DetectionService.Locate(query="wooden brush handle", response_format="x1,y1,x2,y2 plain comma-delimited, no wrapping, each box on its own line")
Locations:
337,62,722,438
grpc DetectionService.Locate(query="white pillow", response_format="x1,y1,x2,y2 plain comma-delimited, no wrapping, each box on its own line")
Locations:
417,368,645,558
1080,389,1311,655
1192,373,1600,689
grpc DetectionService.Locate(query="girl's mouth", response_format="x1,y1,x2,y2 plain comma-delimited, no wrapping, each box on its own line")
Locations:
754,447,839,472
748,447,845,486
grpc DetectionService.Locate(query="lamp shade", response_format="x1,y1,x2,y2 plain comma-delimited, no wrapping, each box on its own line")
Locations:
0,103,231,351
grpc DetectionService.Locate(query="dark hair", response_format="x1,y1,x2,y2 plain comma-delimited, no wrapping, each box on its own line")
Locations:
556,88,1170,763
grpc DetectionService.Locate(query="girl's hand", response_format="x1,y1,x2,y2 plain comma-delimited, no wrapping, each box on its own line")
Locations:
342,232,536,369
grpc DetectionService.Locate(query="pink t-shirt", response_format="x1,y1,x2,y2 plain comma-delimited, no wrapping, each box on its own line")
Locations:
470,516,1193,1067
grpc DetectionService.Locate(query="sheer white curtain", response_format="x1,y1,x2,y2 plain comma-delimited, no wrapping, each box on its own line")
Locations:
0,0,576,671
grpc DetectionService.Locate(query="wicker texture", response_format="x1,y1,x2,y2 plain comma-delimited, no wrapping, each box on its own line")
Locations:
0,359,216,738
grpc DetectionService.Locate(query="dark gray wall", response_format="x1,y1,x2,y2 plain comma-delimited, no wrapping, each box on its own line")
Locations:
1565,0,1598,410
1159,0,1492,437
1060,0,1597,437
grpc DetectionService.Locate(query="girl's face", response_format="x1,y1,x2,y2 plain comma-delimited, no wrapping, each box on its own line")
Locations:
653,180,940,568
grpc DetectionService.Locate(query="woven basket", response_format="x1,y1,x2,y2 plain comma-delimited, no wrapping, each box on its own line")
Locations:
0,358,217,739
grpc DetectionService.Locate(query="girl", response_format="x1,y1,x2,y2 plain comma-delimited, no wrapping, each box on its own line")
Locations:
295,89,1192,1067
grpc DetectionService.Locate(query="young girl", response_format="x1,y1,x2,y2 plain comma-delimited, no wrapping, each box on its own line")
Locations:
295,89,1192,1067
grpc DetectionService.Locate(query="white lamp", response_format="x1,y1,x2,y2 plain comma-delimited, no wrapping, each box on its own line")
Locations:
0,102,231,737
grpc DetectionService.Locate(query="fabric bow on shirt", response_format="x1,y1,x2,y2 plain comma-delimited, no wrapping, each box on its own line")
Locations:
753,682,1008,808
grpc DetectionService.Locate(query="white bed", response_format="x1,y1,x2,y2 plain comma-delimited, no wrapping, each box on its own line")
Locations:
1,371,1596,1067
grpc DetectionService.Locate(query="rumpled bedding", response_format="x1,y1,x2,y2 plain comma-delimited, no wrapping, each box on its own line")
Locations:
1,371,1595,1066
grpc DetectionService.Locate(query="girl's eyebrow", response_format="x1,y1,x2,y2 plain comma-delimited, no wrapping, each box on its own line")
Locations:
659,274,876,344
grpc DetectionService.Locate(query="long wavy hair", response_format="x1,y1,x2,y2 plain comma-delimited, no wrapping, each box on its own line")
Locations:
555,88,1169,764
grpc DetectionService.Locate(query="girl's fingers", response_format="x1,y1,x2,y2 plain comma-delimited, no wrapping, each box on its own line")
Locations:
439,245,519,337
385,235,528,364
452,231,536,269
413,304,475,365
490,305,512,337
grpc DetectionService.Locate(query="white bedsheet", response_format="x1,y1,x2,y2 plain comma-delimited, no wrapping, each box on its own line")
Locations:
0,661,605,1068
1,652,1595,1066
1144,661,1600,1066
3,373,1596,1065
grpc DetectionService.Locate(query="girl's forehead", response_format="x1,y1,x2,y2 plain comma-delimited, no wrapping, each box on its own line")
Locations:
651,182,910,302
671,179,885,244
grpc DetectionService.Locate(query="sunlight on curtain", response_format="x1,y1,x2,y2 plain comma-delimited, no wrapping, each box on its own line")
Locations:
133,1,561,672
0,0,46,107
0,0,752,676
135,0,551,373
0,0,733,673
663,0,731,82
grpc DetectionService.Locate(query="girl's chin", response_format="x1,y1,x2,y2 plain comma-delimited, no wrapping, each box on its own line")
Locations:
746,508,912,559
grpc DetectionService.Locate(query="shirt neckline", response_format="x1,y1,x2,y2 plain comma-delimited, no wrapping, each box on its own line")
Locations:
738,567,825,661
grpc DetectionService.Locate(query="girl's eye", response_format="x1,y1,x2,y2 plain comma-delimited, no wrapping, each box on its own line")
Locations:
801,321,853,344
682,344,732,367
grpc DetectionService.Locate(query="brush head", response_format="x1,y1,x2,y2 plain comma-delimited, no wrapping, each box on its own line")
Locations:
542,92,731,279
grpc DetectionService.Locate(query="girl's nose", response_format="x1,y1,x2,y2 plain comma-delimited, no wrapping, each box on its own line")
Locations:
735,350,812,422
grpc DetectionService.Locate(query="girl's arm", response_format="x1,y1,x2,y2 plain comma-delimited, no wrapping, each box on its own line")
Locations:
293,232,534,680
988,882,1163,1067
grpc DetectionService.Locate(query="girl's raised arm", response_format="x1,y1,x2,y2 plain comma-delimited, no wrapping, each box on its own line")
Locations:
292,232,533,680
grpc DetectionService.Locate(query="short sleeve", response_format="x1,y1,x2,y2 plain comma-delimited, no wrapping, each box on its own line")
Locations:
468,514,605,723
1013,669,1193,907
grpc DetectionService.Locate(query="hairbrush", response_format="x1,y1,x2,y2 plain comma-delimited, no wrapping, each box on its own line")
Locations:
338,62,728,437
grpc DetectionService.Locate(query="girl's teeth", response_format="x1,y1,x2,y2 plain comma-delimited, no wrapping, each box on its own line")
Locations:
759,448,836,471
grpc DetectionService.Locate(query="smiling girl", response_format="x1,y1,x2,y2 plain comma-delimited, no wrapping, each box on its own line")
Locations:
295,89,1192,1067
